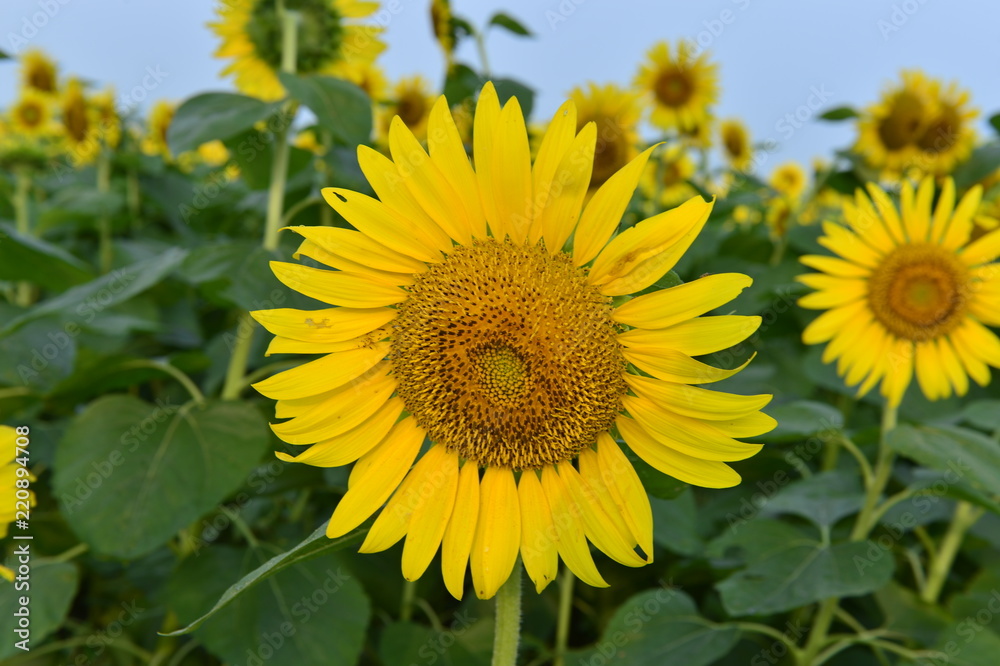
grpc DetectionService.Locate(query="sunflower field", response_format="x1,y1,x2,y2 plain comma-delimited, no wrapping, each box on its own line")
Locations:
3,2,1000,665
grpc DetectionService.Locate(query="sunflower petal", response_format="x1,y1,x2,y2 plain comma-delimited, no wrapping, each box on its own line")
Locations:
540,465,607,588
270,262,406,308
617,416,741,488
402,446,460,581
252,342,388,400
471,467,521,599
518,470,559,593
441,462,480,600
613,273,752,329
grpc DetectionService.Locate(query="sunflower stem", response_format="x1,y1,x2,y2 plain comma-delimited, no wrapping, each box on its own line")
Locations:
13,167,34,306
116,359,206,406
97,151,113,273
400,579,417,622
221,314,256,400
553,567,574,666
921,501,982,604
492,565,522,666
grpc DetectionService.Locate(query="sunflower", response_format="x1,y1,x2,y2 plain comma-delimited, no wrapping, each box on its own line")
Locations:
210,0,386,102
719,118,751,171
798,177,1000,406
854,71,933,177
91,89,121,150
770,161,807,200
912,78,977,177
569,83,641,193
59,80,101,166
1,426,36,582
379,75,435,142
251,82,772,600
634,41,718,131
9,90,54,137
346,61,388,102
142,100,176,159
430,0,455,67
20,49,58,95
640,146,697,208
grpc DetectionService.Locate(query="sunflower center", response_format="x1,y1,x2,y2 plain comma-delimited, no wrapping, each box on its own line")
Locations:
591,119,628,189
396,92,427,128
916,107,959,154
868,244,968,341
19,103,42,127
28,68,56,94
247,0,345,73
391,240,627,470
878,91,925,150
723,129,746,160
63,96,89,142
653,70,693,108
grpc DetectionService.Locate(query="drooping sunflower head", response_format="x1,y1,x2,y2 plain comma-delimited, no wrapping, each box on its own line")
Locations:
210,0,386,101
429,0,455,65
20,49,59,95
634,40,718,131
719,118,751,171
59,79,101,165
798,177,1000,406
379,75,435,141
9,90,55,137
569,83,641,191
770,161,807,200
251,82,773,601
142,100,176,159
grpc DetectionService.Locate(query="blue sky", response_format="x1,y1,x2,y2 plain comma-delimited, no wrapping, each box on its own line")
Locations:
3,0,997,174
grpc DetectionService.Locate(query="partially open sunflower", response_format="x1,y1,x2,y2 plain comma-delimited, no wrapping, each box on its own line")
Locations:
252,82,772,600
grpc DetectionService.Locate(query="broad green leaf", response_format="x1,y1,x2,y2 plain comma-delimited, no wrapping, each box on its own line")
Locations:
818,106,859,121
278,73,372,145
990,113,1000,136
170,545,370,666
875,582,951,646
913,626,1000,666
961,400,1000,433
167,92,281,155
488,12,532,36
761,400,844,441
953,143,1000,189
492,78,535,118
166,523,365,635
53,396,271,558
443,63,482,105
706,518,815,567
223,128,314,190
0,560,79,659
888,425,1000,495
1,247,187,335
0,318,77,393
0,48,8,59
717,540,894,616
764,469,865,529
949,569,1000,639
0,222,95,290
377,620,486,666
566,589,740,665
651,489,702,556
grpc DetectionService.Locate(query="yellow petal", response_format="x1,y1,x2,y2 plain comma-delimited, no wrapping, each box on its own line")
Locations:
540,465,607,588
799,255,871,278
270,262,406,308
590,195,714,295
818,221,882,268
532,123,596,253
613,273,752,329
573,144,659,266
276,397,403,467
441,462,480,600
251,307,396,343
930,178,956,243
529,100,578,243
906,176,934,242
252,342,388,400
961,227,1000,266
801,301,867,345
285,226,427,274
326,416,425,538
427,96,488,239
617,416,742,488
402,446,460,581
915,341,949,401
264,333,385,356
491,97,533,243
936,337,969,398
619,315,760,357
518,470,559,593
623,348,754,384
474,82,502,236
293,239,415,286
625,374,771,420
590,433,653,560
942,185,982,251
865,183,905,243
360,462,425,553
471,467,521,599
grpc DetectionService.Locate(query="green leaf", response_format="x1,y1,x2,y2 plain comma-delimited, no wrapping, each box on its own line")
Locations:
0,318,77,393
651,489,702,556
0,560,79,660
0,48,9,60
1,247,187,335
915,625,1000,666
169,545,370,666
888,425,1000,495
764,470,865,529
566,589,740,665
761,400,844,441
961,400,1000,433
492,78,535,119
0,222,95,290
443,62,482,105
53,396,271,559
278,73,372,145
706,519,816,568
949,568,1000,638
166,523,365,635
818,107,859,121
488,12,532,37
167,93,281,155
377,621,485,665
875,582,952,646
990,113,1000,137
953,142,1000,189
717,540,894,616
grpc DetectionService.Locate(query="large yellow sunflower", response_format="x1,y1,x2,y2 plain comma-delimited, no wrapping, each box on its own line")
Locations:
569,83,641,193
20,49,59,95
9,90,55,137
251,82,772,600
210,0,386,102
719,118,751,171
798,178,1000,406
634,41,718,132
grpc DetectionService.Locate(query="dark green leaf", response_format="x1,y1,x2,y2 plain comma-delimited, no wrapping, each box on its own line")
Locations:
1,247,187,335
762,400,844,441
54,396,271,558
278,73,372,145
0,222,95,290
651,489,702,556
0,318,77,393
488,12,532,36
888,425,1000,495
718,540,894,615
961,400,1000,433
0,48,9,60
706,518,815,567
492,78,535,118
953,143,1000,189
990,113,1000,137
875,582,951,646
566,589,740,665
764,470,865,529
916,625,1000,666
0,561,79,660
818,107,859,121
443,62,482,105
167,93,281,155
